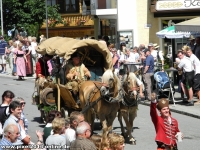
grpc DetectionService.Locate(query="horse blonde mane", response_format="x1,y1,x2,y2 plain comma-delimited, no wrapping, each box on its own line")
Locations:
123,72,137,83
101,69,121,90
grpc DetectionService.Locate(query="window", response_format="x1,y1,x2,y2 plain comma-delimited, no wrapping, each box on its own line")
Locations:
65,0,79,13
47,0,56,6
47,0,79,13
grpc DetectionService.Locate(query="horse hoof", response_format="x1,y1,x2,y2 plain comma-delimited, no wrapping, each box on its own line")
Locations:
129,138,136,145
130,141,136,145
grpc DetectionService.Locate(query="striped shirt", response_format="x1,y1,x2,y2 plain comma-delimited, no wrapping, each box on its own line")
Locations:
0,138,12,150
0,40,7,55
3,115,26,145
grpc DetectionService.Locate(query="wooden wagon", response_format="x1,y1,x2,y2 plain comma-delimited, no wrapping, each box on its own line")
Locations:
35,37,113,122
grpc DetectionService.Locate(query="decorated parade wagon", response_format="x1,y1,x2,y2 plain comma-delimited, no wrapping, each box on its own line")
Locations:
34,37,113,123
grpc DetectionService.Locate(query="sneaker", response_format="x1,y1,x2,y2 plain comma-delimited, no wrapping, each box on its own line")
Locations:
1,71,6,74
186,101,194,106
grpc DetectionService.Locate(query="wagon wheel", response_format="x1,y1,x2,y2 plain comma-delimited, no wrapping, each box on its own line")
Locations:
61,107,69,119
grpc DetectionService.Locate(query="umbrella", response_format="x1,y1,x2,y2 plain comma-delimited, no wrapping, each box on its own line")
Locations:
175,17,200,32
156,26,190,39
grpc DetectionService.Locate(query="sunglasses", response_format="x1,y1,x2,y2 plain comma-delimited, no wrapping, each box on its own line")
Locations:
20,102,26,105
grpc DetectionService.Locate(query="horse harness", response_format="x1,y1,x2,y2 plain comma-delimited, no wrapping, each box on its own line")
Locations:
122,93,138,107
81,82,123,113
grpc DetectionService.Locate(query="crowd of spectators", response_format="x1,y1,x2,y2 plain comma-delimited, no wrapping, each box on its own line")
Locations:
175,36,200,106
0,34,52,80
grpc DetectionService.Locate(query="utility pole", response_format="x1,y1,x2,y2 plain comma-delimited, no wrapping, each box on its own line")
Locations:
45,0,48,38
0,0,3,35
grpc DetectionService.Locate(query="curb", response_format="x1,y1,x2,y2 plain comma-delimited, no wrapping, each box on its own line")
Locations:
139,101,200,119
0,74,35,81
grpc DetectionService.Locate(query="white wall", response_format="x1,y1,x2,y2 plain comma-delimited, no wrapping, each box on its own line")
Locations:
117,0,136,31
117,0,137,45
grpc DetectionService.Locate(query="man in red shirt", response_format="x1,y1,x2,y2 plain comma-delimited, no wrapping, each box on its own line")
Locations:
150,93,183,150
36,54,53,78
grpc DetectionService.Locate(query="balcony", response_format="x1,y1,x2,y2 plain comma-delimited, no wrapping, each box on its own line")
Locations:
91,0,117,19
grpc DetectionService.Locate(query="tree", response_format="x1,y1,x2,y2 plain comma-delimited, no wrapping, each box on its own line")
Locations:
2,0,62,37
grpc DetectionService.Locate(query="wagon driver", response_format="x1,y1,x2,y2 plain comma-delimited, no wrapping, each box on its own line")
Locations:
66,52,91,102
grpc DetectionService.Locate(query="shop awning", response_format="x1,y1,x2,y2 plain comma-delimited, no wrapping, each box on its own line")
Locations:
156,26,190,39
175,17,200,32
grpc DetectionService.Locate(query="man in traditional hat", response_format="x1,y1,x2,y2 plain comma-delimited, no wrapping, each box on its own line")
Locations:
148,43,164,71
186,35,195,52
66,52,91,103
150,93,183,150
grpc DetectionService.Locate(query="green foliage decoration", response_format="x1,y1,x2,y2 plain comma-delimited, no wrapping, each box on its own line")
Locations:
38,104,57,113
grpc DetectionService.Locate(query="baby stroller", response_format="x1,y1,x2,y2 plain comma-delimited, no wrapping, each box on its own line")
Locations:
154,71,176,105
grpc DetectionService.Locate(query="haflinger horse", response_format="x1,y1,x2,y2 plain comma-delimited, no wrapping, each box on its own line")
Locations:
118,72,138,145
79,69,123,143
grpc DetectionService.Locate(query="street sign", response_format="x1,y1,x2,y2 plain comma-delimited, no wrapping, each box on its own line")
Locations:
156,0,200,11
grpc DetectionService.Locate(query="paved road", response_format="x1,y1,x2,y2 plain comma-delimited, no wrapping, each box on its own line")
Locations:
0,76,200,149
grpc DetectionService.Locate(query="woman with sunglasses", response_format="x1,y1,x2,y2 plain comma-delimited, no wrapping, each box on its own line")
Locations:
0,90,15,135
13,97,28,134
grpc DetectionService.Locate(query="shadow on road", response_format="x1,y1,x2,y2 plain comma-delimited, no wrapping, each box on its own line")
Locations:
13,79,27,81
113,126,139,131
32,117,43,124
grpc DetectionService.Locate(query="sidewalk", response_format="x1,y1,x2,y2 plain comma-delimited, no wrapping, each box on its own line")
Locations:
0,64,36,80
139,91,200,119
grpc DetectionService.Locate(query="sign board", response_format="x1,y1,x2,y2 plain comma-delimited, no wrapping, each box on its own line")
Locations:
156,0,200,11
144,24,152,29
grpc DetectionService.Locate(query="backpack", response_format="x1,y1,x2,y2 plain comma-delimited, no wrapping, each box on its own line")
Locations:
0,105,9,126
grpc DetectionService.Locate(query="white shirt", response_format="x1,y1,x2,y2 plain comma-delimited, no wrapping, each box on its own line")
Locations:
132,52,140,61
119,53,126,62
189,54,200,74
31,42,37,54
126,53,136,63
178,56,194,72
64,128,76,143
151,50,164,61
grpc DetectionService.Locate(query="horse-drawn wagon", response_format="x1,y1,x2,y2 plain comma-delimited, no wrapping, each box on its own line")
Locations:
34,37,113,122
34,37,139,145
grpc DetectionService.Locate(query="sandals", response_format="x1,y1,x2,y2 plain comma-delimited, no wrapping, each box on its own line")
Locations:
194,100,200,104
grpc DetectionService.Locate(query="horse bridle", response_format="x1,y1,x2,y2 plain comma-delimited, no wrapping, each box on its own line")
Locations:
122,74,138,107
100,75,123,103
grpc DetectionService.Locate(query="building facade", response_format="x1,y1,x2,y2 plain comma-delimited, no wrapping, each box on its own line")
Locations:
39,0,112,39
40,0,199,50
151,0,200,58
